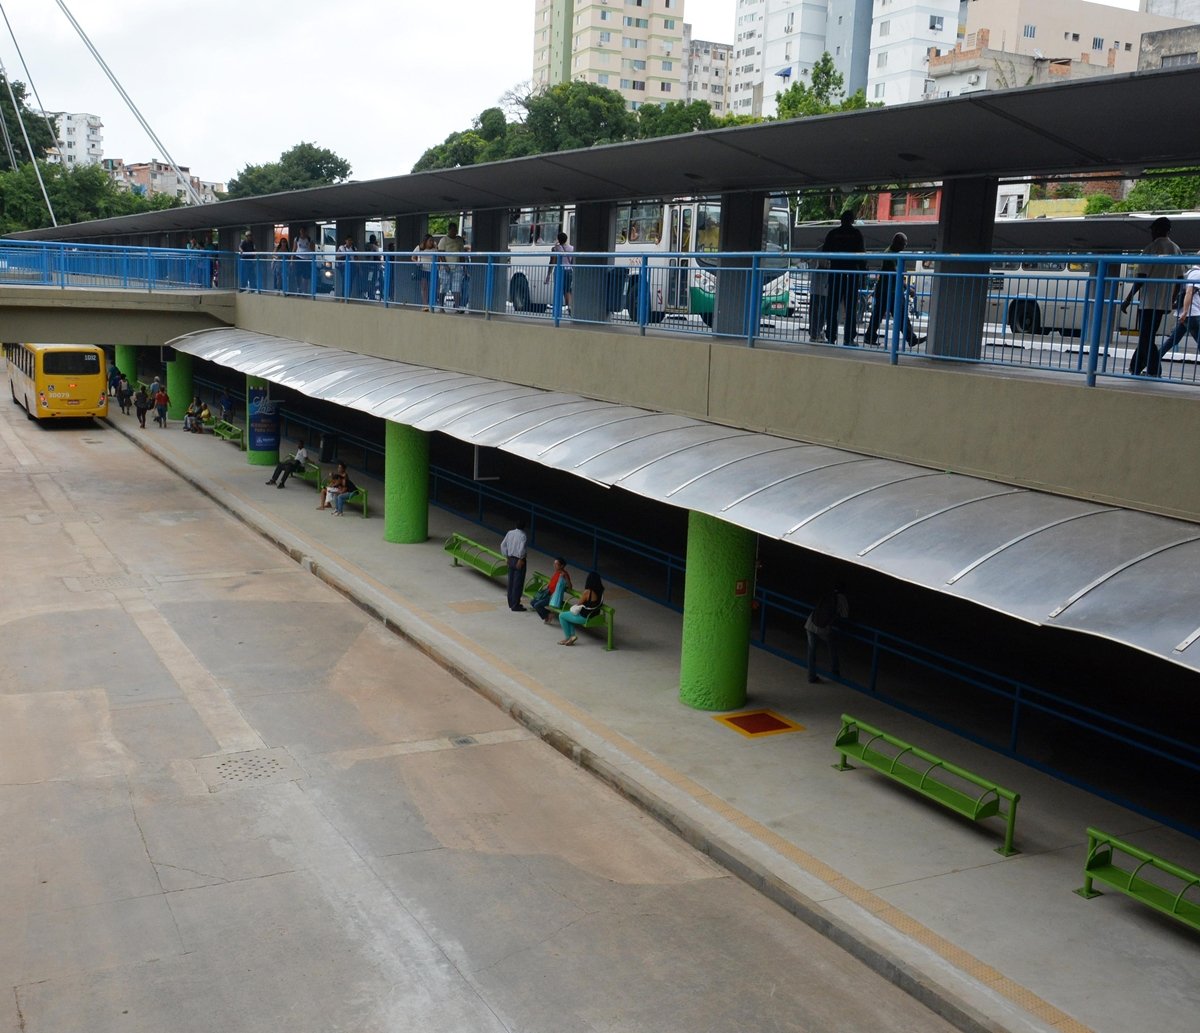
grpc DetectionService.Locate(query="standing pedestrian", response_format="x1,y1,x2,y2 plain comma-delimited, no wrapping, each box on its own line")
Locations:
499,519,528,612
437,221,467,312
413,233,436,310
805,584,849,683
864,233,926,349
239,230,256,290
337,235,357,299
1122,216,1182,377
293,227,314,295
821,211,866,346
117,375,132,415
545,231,575,314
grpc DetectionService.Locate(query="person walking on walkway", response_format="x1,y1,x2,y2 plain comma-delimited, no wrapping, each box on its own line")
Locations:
1156,260,1200,370
500,519,528,611
806,584,848,683
821,211,866,346
864,232,926,349
1122,216,1182,377
133,386,150,428
153,386,170,428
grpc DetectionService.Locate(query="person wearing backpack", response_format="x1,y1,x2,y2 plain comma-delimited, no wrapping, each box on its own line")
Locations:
805,584,848,683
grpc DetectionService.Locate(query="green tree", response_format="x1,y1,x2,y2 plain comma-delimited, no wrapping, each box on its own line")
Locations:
636,100,718,138
1085,194,1116,215
0,76,56,172
1113,170,1200,212
774,53,871,119
412,129,489,172
0,160,178,233
225,141,351,198
524,81,634,152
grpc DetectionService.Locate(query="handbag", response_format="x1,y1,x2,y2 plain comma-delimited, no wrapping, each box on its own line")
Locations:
569,603,584,615
550,580,567,608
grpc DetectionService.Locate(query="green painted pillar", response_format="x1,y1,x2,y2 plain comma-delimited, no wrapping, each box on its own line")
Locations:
244,374,277,466
114,345,138,385
384,421,429,544
165,351,192,420
679,511,756,711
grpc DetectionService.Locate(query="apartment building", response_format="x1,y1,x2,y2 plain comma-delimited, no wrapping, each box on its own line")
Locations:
117,160,222,205
532,0,687,110
960,0,1188,75
866,0,960,105
684,28,732,114
43,111,104,167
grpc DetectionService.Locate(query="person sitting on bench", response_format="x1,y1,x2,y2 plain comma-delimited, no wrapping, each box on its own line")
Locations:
266,438,308,488
558,571,604,646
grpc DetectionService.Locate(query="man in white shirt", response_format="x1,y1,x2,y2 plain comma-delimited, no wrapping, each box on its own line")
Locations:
437,222,467,312
267,438,308,488
499,519,528,611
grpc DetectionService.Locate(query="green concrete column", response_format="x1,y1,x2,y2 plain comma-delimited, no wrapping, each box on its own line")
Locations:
384,422,429,544
114,345,138,385
165,351,192,419
244,375,277,466
679,511,756,711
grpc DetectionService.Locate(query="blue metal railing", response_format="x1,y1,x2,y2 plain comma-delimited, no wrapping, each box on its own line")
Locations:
6,239,1198,388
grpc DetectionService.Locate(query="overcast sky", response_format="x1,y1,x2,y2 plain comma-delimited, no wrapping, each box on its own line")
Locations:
0,0,1141,188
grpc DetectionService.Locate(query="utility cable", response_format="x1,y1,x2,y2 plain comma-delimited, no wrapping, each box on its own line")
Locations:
0,71,18,169
0,2,62,157
0,54,55,224
54,0,203,206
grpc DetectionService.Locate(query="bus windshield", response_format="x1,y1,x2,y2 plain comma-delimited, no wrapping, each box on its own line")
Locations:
43,351,102,376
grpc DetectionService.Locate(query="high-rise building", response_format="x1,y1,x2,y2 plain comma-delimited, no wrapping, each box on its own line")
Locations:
866,0,959,106
684,27,732,114
43,111,104,167
532,0,688,111
731,1,860,119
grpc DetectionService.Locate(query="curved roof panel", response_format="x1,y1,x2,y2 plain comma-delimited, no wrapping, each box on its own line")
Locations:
171,327,1200,673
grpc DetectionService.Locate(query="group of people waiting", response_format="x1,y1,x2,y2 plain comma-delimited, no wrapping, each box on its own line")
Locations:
500,520,605,646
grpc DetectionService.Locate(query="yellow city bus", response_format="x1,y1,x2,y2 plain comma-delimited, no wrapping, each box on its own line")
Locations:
5,342,109,419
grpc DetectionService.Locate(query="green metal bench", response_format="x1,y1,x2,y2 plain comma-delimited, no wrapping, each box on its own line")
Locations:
1075,827,1200,932
294,459,322,487
523,570,616,650
211,420,243,448
443,533,508,579
834,714,1021,856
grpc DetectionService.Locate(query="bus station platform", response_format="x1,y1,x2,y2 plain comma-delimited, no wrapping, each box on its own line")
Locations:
109,412,1200,1033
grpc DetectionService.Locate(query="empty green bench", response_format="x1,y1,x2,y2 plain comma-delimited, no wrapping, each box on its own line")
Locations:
212,420,243,447
523,570,617,651
1075,827,1200,932
834,714,1021,856
443,533,508,579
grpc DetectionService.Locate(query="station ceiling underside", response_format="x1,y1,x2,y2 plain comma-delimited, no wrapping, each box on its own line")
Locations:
173,327,1200,676
12,66,1200,243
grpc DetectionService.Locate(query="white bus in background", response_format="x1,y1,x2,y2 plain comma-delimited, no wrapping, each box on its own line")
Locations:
505,196,793,323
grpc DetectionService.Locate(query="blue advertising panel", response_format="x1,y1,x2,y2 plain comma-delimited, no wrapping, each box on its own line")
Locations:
248,386,279,452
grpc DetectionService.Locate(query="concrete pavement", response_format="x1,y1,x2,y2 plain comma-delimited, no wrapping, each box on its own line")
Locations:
106,407,1200,1033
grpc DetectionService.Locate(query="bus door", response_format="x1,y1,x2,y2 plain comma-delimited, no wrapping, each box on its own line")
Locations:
665,204,692,310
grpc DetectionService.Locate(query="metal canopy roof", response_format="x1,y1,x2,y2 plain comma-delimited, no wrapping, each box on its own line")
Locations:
172,327,1200,674
12,66,1200,242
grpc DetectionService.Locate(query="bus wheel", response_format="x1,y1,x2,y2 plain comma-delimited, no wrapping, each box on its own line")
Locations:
509,273,532,312
1009,300,1042,335
700,312,714,328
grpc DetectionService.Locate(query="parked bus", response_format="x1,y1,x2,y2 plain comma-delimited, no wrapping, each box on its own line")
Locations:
5,342,108,420
505,196,792,323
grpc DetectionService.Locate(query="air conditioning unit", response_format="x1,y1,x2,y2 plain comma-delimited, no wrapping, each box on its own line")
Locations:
966,73,980,85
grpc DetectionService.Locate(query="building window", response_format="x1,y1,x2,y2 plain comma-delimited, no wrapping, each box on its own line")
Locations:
661,82,671,92
623,38,645,49
598,73,609,84
1162,52,1199,67
664,18,675,29
1125,43,1132,52
929,16,943,32
599,31,611,43
1023,25,1036,39
632,80,645,91
624,16,648,28
876,51,888,69
879,20,890,37
890,193,907,217
874,83,885,99
600,9,610,20
662,59,673,71
1092,37,1104,50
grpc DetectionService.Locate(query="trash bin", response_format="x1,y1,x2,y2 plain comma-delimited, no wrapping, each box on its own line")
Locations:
319,433,337,463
